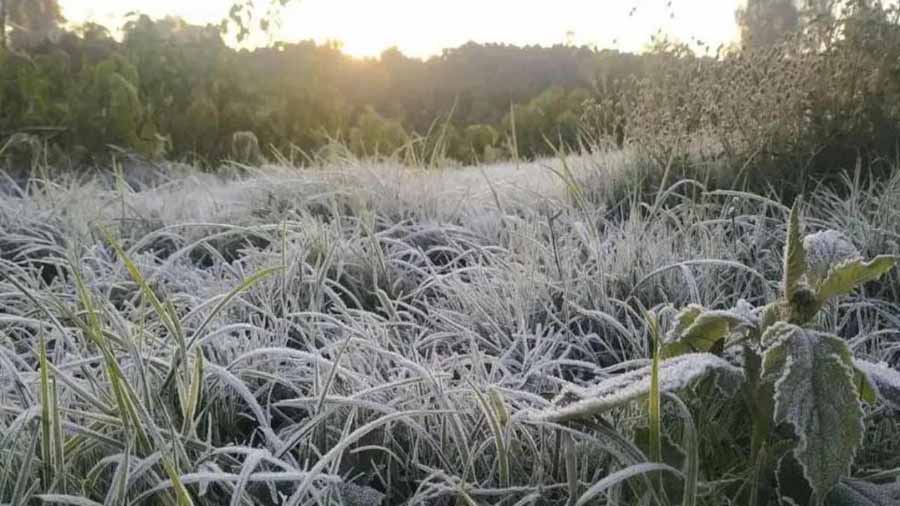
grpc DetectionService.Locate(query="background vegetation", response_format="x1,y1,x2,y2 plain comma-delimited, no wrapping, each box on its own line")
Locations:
2,1,899,196
0,1,614,166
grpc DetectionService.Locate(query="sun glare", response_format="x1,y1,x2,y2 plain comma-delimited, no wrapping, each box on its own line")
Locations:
61,0,740,58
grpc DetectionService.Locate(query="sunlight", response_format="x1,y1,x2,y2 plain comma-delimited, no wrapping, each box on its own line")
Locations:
60,0,741,58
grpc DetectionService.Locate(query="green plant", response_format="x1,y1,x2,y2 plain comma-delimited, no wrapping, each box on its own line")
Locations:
531,200,900,505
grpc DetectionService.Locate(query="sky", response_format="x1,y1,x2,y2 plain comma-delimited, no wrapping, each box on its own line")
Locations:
59,0,743,58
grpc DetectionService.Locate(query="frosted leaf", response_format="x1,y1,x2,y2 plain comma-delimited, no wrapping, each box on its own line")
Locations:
732,299,756,323
803,230,861,283
761,320,797,350
665,304,704,343
663,301,759,357
815,256,898,304
528,353,743,422
332,482,385,506
764,325,864,503
784,202,807,300
827,479,900,505
853,359,900,410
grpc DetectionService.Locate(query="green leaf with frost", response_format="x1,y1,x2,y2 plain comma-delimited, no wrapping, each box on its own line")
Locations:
530,353,743,422
803,230,861,284
854,368,879,405
853,359,900,410
756,302,781,340
760,320,797,350
660,341,694,359
670,304,704,337
763,326,864,505
783,201,807,301
663,302,758,358
815,256,898,305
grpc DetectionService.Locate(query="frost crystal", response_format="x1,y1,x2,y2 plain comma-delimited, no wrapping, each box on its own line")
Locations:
803,230,861,282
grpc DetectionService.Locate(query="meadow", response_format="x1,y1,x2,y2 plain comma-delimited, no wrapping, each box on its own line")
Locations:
1,148,899,505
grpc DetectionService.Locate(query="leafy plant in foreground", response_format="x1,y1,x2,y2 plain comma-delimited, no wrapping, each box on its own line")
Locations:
530,201,900,505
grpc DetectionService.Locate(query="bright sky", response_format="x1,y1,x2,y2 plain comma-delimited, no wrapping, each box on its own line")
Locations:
59,0,742,58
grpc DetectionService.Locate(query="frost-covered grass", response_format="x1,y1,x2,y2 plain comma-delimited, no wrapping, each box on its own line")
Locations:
1,153,899,505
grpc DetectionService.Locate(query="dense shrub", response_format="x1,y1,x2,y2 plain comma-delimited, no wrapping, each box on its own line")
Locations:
605,1,900,197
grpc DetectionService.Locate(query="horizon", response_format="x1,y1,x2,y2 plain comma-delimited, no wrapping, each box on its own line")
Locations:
58,0,742,58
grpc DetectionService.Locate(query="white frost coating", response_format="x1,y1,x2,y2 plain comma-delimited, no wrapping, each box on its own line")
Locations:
830,478,900,504
528,353,744,422
803,230,861,282
665,300,759,345
854,359,900,410
770,328,863,502
332,482,386,506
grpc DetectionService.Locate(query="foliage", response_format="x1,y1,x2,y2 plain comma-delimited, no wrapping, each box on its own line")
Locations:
736,0,801,49
531,200,900,505
581,1,900,198
0,16,610,168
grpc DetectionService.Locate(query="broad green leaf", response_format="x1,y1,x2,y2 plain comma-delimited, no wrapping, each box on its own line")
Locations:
671,304,704,337
754,302,781,341
531,353,743,422
853,359,900,410
764,326,864,504
679,312,737,351
759,320,797,351
660,341,693,360
783,201,807,301
816,256,898,305
664,304,757,358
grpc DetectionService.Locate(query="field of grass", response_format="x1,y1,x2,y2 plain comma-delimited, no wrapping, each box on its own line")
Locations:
1,151,900,505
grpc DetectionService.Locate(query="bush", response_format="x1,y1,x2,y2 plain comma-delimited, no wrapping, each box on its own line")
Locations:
612,1,900,197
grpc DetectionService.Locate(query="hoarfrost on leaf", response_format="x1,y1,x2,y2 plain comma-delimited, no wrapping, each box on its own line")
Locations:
803,230,861,283
332,481,385,506
827,479,900,506
815,256,898,304
666,304,704,343
527,353,743,422
783,202,807,300
663,299,759,357
853,359,900,410
764,326,864,504
664,301,760,357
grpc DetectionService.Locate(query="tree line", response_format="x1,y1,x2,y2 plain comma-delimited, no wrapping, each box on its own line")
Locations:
1,0,896,173
0,3,648,168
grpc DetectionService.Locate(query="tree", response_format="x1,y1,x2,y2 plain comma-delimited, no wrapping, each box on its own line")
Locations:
736,0,801,48
223,0,296,42
9,0,62,33
3,0,63,50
